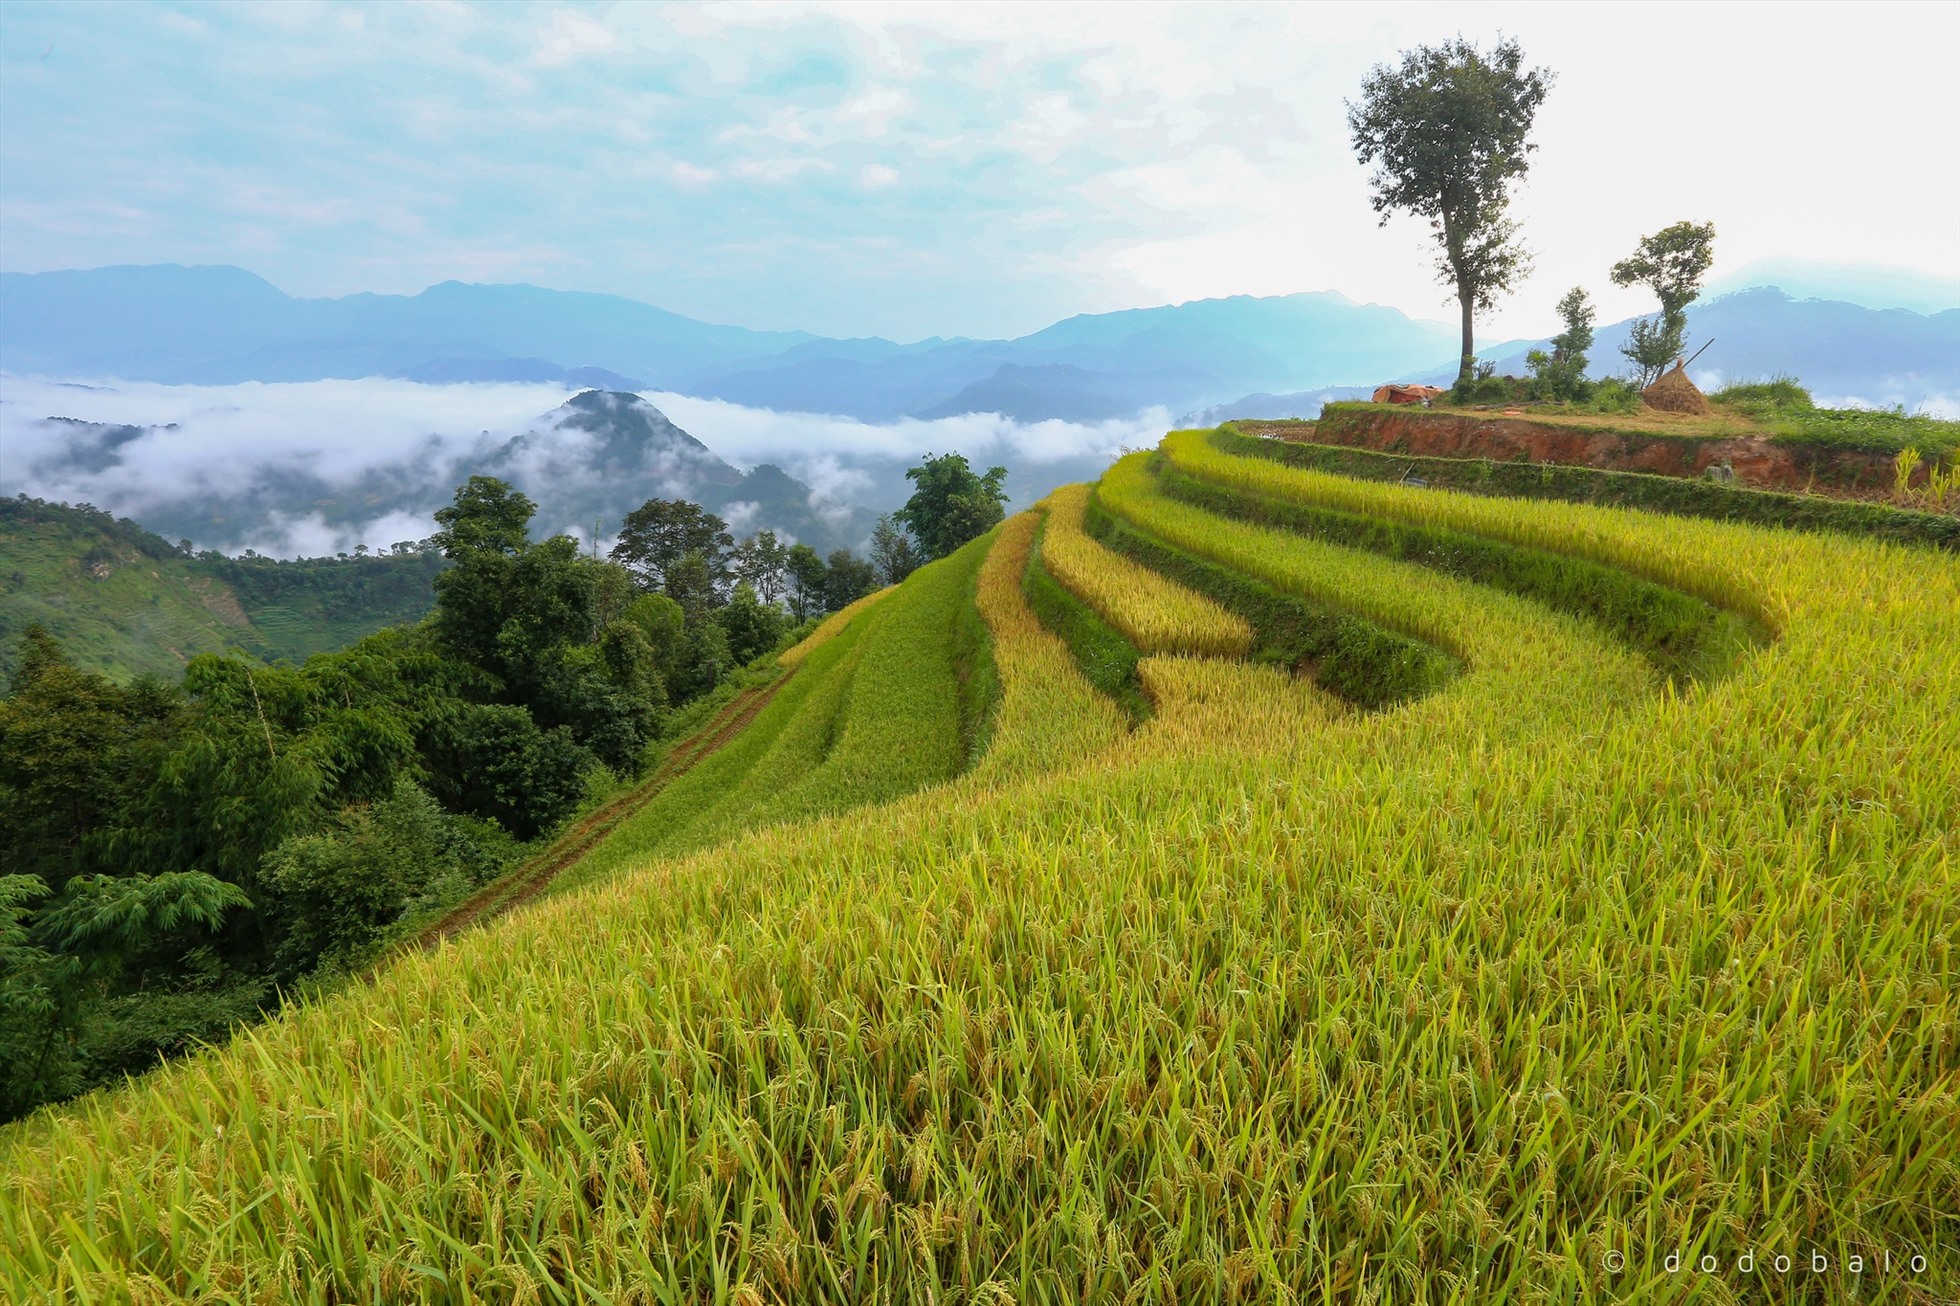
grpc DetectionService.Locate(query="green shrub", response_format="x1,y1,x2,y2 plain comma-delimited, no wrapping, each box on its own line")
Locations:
1713,375,1815,415
263,781,516,978
1449,374,1532,406
1766,406,1959,460
714,582,790,666
428,704,594,839
1576,376,1642,413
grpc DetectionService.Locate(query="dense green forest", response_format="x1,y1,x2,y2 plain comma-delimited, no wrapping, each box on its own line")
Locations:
0,495,449,683
0,463,997,1122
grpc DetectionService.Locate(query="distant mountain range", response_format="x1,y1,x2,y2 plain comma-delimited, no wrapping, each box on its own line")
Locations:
1471,289,1959,404
4,260,1955,433
1192,289,1960,423
1,264,1459,421
1701,259,1960,318
478,390,878,551
0,265,806,390
6,389,877,557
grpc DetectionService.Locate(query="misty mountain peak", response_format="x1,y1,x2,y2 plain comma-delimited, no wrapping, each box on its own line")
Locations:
497,391,742,492
558,388,681,428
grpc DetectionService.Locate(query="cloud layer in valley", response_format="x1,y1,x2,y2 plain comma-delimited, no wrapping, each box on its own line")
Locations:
642,389,1167,511
0,376,1162,558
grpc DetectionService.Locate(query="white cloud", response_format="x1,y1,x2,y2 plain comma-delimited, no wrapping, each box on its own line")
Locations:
671,161,718,188
791,452,873,530
733,157,837,183
534,10,617,66
719,499,762,534
841,85,912,137
0,376,1161,556
641,389,1165,470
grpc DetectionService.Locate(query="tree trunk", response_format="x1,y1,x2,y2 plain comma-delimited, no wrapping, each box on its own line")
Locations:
1456,281,1475,389
1440,209,1474,389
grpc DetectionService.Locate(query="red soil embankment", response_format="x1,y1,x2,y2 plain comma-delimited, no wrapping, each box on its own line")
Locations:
1252,409,1900,498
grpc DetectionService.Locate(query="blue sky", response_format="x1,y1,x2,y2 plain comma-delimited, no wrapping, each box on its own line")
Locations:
2,1,1956,341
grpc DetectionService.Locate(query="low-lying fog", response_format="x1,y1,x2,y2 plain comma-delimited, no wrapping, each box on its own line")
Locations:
0,376,1168,558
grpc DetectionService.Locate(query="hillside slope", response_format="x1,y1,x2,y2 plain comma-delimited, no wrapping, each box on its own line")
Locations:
4,433,1955,1301
0,496,443,682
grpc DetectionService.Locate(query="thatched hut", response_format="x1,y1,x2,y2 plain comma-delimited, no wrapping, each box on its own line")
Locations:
1641,361,1710,415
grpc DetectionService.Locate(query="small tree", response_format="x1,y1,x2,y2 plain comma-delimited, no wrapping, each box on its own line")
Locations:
715,582,789,666
621,592,686,668
784,544,828,622
822,550,878,613
428,704,592,839
869,514,922,586
730,529,789,607
1526,286,1595,400
895,453,1008,561
672,619,732,702
1611,220,1716,387
661,549,726,619
1347,37,1554,389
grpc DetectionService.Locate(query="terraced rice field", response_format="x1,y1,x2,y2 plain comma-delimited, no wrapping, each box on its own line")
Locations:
5,429,1956,1304
1034,483,1252,658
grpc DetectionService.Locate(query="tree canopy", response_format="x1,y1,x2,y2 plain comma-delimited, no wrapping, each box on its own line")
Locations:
785,544,829,622
609,499,734,598
431,476,535,558
730,529,789,607
1347,37,1553,388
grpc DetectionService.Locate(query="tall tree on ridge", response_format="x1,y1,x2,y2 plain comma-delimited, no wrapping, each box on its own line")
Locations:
896,453,1008,561
1347,37,1553,389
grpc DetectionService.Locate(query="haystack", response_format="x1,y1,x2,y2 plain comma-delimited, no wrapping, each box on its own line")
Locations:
1371,383,1447,405
1641,361,1710,415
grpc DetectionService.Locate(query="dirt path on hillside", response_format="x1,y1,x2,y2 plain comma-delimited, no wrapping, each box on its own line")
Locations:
406,677,784,952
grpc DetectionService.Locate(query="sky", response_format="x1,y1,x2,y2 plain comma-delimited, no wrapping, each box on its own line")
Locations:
2,1,1957,342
